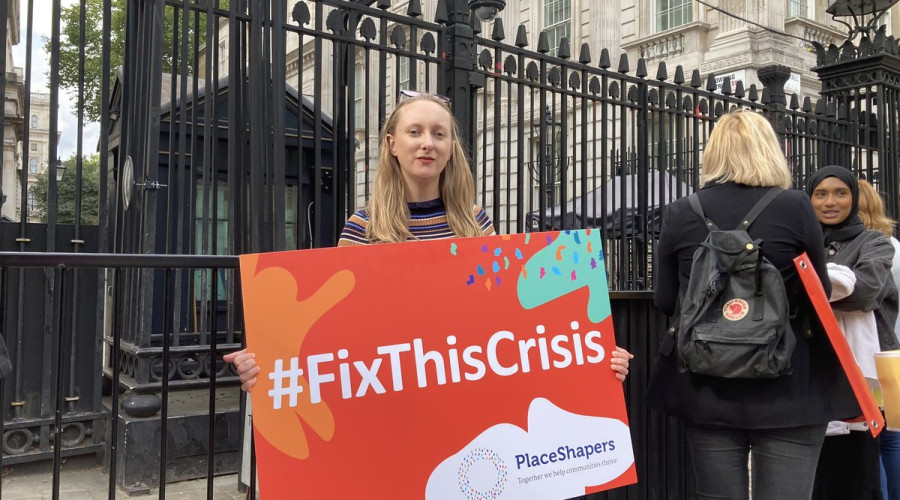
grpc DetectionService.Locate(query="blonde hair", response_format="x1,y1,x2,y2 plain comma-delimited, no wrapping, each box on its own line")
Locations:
701,109,792,189
857,178,896,236
365,94,483,243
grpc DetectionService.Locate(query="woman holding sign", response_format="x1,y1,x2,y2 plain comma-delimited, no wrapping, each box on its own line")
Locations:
649,110,858,500
808,169,899,499
226,92,633,387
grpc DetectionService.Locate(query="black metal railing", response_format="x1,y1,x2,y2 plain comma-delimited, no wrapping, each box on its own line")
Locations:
0,252,241,498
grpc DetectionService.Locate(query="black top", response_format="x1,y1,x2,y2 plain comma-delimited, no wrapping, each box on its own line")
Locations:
648,183,859,428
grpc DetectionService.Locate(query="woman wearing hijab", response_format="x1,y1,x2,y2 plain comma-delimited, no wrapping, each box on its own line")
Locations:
807,166,899,499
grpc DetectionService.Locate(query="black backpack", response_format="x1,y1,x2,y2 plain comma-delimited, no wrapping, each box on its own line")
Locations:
677,188,796,379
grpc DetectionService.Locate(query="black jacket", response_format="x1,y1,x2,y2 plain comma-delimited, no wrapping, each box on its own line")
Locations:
647,183,859,428
827,229,900,352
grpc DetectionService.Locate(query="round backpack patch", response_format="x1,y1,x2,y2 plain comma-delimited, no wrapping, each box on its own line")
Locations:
723,298,749,321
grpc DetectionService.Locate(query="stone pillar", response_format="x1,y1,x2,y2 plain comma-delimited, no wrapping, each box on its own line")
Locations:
591,2,621,57
719,0,747,33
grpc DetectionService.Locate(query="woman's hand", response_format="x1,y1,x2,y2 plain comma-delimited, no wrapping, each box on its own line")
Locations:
223,348,260,392
610,346,634,382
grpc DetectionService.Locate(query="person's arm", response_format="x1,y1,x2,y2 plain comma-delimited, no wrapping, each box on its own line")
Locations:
833,234,895,312
474,206,496,236
223,348,259,392
338,211,370,247
653,205,679,316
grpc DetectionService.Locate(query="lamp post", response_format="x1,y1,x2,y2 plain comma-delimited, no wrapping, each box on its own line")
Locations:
826,0,900,41
531,106,562,209
55,158,66,182
468,0,505,23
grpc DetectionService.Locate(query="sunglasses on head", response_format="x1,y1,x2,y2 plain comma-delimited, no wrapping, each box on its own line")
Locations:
400,89,451,104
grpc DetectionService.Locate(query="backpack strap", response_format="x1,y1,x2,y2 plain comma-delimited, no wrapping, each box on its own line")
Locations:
736,188,783,231
688,194,719,231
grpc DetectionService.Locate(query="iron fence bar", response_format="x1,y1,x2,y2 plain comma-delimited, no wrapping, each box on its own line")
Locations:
637,66,649,290
579,58,589,230
295,14,308,248
558,54,569,231
363,39,373,205
331,19,345,246
599,61,609,263
226,0,243,254
176,1,191,340
0,252,238,268
206,267,220,499
273,0,288,252
514,42,525,234
616,71,627,289
108,267,122,499
159,269,173,499
312,1,324,248
492,39,502,228
504,66,514,235
51,268,67,500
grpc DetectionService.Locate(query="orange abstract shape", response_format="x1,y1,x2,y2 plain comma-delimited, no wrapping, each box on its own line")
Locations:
240,254,356,459
555,245,567,261
521,265,528,279
485,278,492,291
587,242,592,254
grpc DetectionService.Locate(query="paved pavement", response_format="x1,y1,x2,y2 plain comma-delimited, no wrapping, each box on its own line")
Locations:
0,455,248,499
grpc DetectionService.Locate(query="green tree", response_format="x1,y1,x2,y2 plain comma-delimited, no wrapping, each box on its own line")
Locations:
31,154,101,225
49,0,212,123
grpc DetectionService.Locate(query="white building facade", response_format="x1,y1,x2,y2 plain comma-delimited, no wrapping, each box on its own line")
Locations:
2,0,24,222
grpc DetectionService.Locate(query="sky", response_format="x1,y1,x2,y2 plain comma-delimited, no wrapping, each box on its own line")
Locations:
11,0,101,160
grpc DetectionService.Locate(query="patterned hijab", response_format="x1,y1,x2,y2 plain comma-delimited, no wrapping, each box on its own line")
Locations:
805,165,865,245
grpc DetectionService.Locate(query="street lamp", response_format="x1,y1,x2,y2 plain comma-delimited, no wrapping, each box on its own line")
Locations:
468,0,505,23
827,0,900,41
530,106,563,208
55,158,66,182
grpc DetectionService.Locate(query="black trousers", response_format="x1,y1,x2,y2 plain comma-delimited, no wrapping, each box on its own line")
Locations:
813,431,883,500
684,422,827,500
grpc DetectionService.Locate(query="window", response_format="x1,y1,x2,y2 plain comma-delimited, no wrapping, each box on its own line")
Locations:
30,143,37,151
285,185,299,250
398,56,410,93
654,0,692,33
29,158,38,173
27,189,36,212
353,66,363,129
543,0,571,57
194,180,230,301
31,115,38,128
787,0,809,18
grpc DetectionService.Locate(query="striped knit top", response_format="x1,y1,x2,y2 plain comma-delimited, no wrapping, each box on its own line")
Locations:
338,199,495,246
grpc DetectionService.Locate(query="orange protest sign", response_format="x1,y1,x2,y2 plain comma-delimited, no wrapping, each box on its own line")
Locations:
793,252,884,438
239,229,636,499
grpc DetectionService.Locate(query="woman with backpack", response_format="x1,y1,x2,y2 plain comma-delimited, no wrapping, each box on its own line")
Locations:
808,168,899,499
648,110,859,499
